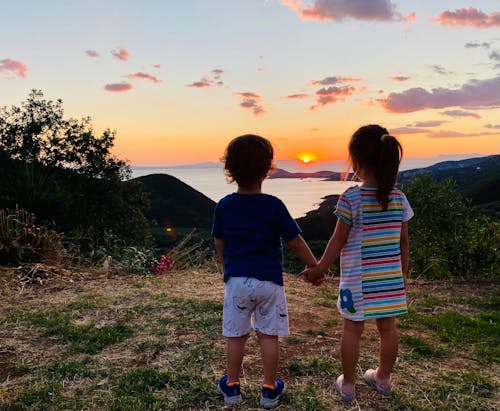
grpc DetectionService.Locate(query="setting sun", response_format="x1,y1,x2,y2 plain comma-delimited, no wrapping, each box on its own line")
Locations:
298,153,317,164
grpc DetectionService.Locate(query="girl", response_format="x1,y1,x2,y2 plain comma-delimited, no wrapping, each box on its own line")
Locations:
302,125,413,402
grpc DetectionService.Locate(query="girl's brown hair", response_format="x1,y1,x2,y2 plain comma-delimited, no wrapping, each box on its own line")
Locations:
222,134,274,188
349,125,402,210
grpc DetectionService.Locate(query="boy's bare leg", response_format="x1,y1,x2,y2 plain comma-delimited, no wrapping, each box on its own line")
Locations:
341,319,364,385
376,317,398,380
257,332,279,386
227,335,248,383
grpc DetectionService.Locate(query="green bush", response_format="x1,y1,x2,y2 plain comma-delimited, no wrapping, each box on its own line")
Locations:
404,174,499,278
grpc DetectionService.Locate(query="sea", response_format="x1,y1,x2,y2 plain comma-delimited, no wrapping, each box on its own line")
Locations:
131,166,355,218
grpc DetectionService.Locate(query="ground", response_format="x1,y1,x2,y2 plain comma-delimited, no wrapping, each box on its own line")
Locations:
0,265,498,410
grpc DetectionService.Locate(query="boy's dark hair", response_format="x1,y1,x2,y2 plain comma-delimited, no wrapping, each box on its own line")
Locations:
222,134,274,188
349,125,403,211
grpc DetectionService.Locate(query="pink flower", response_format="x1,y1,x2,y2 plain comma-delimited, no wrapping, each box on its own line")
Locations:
154,255,173,275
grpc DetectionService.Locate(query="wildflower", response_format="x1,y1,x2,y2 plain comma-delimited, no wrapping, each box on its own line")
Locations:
154,255,173,275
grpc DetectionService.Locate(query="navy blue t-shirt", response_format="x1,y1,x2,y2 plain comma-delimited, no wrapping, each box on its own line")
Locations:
212,193,301,286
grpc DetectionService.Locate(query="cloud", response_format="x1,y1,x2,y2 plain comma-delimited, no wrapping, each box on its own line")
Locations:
389,76,410,82
235,92,265,115
284,93,310,99
153,64,161,69
382,76,500,113
489,50,500,62
282,0,414,22
310,76,361,86
411,120,448,127
427,130,499,138
311,85,355,109
465,42,490,48
483,123,500,129
84,50,99,58
390,127,428,134
187,78,212,88
0,58,27,79
440,109,481,119
127,72,162,83
104,82,132,92
430,65,452,76
433,7,500,28
188,69,225,88
111,47,129,61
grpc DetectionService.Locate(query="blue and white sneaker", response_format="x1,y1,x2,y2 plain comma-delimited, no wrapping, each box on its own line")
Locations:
260,377,285,409
217,375,242,406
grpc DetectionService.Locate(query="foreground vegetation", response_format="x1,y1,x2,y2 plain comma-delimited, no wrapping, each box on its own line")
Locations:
0,267,498,411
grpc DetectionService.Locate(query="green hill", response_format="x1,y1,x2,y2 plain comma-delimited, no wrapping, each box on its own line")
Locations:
136,174,216,230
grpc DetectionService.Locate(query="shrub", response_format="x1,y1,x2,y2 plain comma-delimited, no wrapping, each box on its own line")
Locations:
0,208,63,264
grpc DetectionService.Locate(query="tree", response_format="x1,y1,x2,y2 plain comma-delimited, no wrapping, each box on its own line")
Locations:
0,90,150,252
0,89,128,179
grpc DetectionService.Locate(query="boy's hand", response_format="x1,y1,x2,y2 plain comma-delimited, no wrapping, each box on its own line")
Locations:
301,266,326,286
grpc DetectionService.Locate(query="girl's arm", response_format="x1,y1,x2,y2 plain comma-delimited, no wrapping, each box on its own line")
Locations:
214,237,225,266
302,219,351,285
287,235,317,268
400,222,409,288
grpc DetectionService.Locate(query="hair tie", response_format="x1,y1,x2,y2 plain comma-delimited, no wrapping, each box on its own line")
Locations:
381,134,391,142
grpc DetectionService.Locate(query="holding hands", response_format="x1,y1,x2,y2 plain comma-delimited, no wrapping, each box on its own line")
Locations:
301,263,328,286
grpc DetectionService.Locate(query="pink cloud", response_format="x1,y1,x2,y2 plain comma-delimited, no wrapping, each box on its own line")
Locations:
427,130,499,138
390,127,428,135
127,72,162,83
187,78,212,88
433,7,500,28
284,93,310,99
111,47,129,61
389,76,410,82
0,58,27,79
311,85,355,109
84,50,99,58
235,92,265,115
382,76,500,112
440,109,481,119
412,120,448,127
310,76,361,86
282,0,413,22
104,82,132,92
153,64,161,69
484,123,500,129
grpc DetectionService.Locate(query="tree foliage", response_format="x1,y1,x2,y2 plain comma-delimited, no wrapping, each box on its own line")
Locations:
0,89,128,179
0,90,150,257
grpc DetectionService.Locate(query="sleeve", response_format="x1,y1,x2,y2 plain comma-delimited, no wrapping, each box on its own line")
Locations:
401,193,414,222
334,193,353,226
211,202,224,238
276,199,302,241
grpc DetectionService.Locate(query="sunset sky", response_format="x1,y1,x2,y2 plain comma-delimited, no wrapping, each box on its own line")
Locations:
1,0,499,165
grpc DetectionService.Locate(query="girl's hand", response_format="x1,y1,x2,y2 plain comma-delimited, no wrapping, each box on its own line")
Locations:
301,266,326,286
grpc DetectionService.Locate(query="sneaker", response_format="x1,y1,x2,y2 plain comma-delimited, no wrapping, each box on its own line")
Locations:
260,378,285,409
335,374,356,402
217,375,242,406
363,368,392,396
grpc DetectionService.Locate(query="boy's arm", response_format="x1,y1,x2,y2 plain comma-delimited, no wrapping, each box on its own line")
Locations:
302,219,351,284
214,237,225,266
286,235,317,268
400,222,409,288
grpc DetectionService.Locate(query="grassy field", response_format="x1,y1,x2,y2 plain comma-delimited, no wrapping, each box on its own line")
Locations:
0,265,498,411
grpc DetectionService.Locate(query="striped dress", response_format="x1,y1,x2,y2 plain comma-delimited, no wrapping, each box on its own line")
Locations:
334,186,414,321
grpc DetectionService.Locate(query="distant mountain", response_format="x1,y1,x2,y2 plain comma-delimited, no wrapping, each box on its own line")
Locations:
269,169,343,179
136,174,216,229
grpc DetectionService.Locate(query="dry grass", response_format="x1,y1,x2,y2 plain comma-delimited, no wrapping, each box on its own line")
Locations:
0,265,498,410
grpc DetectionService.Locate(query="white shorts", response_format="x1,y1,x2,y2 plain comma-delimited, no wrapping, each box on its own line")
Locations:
222,277,289,337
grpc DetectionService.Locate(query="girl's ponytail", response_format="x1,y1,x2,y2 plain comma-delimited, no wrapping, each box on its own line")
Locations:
375,134,402,210
349,125,403,211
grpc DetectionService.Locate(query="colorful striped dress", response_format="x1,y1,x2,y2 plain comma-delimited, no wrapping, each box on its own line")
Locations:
334,186,414,321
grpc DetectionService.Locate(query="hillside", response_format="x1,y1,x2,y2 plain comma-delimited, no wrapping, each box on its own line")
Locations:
136,174,216,230
0,266,498,410
269,168,343,180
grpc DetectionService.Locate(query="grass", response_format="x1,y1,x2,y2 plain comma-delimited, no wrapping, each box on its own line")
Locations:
0,267,499,411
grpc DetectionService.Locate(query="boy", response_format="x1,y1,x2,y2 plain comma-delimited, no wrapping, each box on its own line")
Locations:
212,134,317,408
